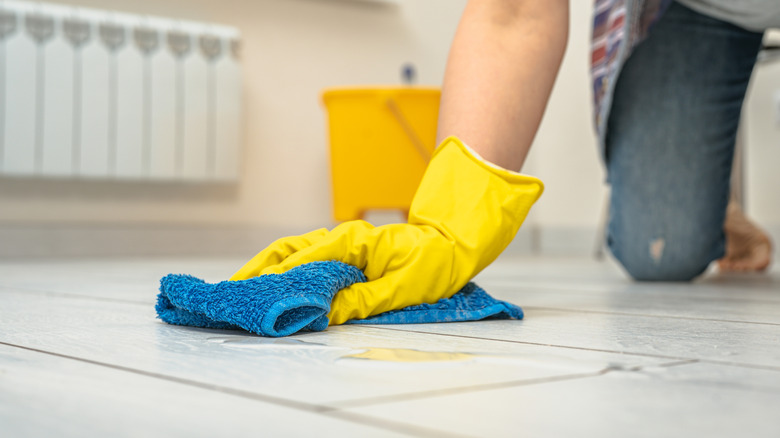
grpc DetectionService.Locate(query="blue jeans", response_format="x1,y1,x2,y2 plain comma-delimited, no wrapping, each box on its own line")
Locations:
605,2,764,281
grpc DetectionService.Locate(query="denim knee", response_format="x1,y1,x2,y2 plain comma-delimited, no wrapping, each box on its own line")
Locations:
599,3,759,282
608,233,718,282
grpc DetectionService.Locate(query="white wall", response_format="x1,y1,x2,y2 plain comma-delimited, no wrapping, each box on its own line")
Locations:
1,0,777,255
525,0,606,236
745,46,780,228
0,0,468,228
0,0,607,232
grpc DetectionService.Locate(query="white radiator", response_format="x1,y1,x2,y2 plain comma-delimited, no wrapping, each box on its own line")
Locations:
0,0,242,181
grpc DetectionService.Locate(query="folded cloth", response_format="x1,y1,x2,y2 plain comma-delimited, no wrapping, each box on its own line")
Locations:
345,282,523,325
156,261,523,337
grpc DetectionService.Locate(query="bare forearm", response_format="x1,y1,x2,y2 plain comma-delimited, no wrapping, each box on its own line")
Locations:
437,0,569,171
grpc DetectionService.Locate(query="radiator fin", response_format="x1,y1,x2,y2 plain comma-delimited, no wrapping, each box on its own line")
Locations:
0,0,243,182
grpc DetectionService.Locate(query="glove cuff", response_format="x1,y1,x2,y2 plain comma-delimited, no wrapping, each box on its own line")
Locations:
435,136,545,200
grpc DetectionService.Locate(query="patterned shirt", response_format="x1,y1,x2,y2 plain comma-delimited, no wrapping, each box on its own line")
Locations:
591,0,673,148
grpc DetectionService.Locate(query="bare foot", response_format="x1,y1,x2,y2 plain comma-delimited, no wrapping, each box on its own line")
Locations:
718,202,773,272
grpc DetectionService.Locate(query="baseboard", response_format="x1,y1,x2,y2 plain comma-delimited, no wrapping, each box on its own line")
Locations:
0,223,600,259
3,223,776,259
0,223,310,259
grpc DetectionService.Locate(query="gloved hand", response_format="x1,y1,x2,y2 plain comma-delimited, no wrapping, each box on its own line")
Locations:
230,136,543,325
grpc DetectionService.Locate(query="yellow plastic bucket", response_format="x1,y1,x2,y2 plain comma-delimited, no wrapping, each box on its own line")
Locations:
322,87,441,222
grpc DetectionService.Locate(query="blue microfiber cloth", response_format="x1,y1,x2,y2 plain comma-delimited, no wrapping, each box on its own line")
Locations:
346,282,523,325
156,261,523,337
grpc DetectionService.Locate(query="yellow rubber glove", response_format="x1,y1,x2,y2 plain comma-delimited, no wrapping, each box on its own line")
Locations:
230,136,543,325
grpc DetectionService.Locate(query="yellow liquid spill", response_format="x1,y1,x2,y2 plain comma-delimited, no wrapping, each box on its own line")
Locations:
343,348,475,363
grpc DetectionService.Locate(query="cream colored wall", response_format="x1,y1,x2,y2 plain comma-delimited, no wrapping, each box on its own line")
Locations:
0,0,467,228
526,0,605,231
0,0,604,232
745,47,780,227
1,0,777,245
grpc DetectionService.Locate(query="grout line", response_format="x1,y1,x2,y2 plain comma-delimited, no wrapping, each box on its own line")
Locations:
655,359,700,368
326,370,609,410
0,341,321,410
521,306,780,327
697,360,780,372
0,285,149,306
0,341,462,438
3,283,777,326
329,358,700,410
325,410,472,438
480,282,780,305
357,326,780,372
359,325,690,360
4,287,778,373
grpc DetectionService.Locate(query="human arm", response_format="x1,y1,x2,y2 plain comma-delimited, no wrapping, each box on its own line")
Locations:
438,0,569,171
230,0,570,324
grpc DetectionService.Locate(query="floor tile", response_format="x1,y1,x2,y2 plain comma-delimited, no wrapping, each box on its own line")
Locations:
2,255,778,437
476,276,780,324
346,361,780,438
0,257,243,302
0,344,414,438
0,289,667,408
362,307,780,369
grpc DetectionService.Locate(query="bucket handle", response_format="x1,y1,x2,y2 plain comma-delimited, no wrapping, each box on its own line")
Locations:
385,97,432,163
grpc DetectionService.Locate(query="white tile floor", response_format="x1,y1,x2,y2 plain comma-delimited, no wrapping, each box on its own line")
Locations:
1,254,778,437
